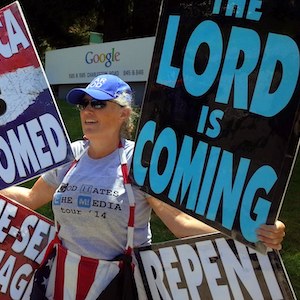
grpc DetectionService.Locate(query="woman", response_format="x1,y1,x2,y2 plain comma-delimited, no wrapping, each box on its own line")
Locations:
0,74,285,299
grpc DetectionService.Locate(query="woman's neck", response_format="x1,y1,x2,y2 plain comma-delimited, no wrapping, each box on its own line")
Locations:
87,137,121,159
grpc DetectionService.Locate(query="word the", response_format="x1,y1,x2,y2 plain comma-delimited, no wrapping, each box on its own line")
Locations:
212,0,262,20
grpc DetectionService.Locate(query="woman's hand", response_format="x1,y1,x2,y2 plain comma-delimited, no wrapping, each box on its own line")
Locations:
256,220,286,250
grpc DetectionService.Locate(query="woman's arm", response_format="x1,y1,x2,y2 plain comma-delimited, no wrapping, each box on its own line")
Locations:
148,196,286,250
0,177,56,210
147,196,217,238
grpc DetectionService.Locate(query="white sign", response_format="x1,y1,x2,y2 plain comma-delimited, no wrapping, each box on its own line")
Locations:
45,37,155,84
0,1,73,190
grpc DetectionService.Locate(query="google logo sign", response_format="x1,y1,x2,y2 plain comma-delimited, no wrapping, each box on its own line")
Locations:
85,48,120,67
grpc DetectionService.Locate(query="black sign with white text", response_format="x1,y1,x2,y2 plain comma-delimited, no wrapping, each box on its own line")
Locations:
135,233,296,300
131,0,300,252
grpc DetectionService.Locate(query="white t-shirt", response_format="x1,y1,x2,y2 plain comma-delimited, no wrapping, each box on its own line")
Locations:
42,139,152,260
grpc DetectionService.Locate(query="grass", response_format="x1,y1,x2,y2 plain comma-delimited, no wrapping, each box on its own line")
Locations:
279,157,300,298
27,99,300,298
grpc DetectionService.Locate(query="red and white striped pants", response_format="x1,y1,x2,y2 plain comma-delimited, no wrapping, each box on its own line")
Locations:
45,244,120,300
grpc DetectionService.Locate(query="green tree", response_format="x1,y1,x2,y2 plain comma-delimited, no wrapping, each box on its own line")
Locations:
0,0,161,55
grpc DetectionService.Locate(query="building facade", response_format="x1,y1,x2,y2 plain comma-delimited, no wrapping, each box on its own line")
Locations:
45,37,155,106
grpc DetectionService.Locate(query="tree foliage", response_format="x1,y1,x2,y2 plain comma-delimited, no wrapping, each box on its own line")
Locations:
0,0,161,55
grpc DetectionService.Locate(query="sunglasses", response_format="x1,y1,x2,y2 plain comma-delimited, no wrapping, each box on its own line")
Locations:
76,100,108,111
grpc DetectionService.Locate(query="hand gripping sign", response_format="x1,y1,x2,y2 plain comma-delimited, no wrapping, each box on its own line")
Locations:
0,195,55,299
131,0,300,252
0,1,73,190
135,233,297,300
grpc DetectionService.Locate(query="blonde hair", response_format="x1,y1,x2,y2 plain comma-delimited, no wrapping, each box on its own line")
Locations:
112,92,139,140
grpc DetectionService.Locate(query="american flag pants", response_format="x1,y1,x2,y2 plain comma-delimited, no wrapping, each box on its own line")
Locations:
30,242,121,300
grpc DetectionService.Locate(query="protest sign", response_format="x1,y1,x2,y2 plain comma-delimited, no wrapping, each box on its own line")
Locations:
0,195,55,299
131,0,300,252
135,232,296,300
0,1,73,190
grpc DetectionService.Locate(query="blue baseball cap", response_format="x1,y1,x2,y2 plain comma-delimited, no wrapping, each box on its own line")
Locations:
66,74,132,104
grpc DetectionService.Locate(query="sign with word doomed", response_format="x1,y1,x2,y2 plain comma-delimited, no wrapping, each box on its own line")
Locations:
131,0,300,252
135,233,296,300
0,195,55,299
0,1,73,189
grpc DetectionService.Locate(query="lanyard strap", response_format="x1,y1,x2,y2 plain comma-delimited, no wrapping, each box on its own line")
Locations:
118,141,135,255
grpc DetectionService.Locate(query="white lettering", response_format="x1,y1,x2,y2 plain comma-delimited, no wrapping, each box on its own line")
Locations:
0,137,16,184
196,240,231,299
0,252,15,293
26,118,53,169
139,237,284,299
24,219,51,261
0,114,68,185
139,251,172,300
176,244,203,300
248,247,283,299
216,238,263,299
10,263,33,299
0,200,18,243
159,247,189,299
12,215,38,254
0,8,30,58
40,113,68,163
7,125,41,175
